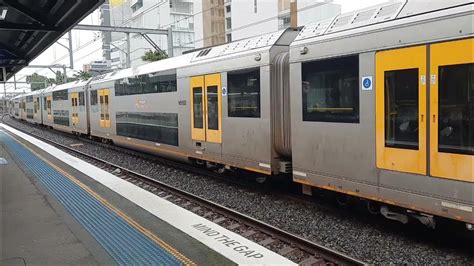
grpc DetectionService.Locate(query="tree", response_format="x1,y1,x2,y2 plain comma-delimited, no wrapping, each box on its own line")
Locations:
73,70,92,81
141,50,168,62
53,71,76,84
26,73,51,91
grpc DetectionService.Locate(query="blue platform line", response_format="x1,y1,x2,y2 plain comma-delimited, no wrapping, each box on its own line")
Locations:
0,132,185,266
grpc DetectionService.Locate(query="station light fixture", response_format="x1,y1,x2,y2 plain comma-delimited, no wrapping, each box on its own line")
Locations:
0,7,7,20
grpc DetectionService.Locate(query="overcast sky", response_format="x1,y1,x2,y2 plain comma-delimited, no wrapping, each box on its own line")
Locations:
4,0,392,92
333,0,391,13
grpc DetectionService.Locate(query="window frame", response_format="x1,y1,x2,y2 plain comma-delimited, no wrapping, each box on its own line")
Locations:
90,90,98,106
52,89,68,101
301,55,360,124
114,70,177,97
227,67,261,118
115,111,179,146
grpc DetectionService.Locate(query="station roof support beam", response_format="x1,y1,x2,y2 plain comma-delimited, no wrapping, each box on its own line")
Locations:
0,0,105,81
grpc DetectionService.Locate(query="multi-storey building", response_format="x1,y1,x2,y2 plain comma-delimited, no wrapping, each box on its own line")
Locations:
100,0,131,69
100,0,340,69
101,0,196,69
225,0,341,42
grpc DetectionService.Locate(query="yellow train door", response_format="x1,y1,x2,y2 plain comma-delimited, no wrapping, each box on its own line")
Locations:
376,45,427,175
430,38,473,182
98,89,111,128
190,73,222,144
71,92,79,125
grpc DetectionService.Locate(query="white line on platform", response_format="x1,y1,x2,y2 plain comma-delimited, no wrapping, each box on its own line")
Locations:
1,124,296,266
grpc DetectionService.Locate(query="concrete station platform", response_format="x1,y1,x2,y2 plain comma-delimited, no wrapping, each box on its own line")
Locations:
0,124,295,266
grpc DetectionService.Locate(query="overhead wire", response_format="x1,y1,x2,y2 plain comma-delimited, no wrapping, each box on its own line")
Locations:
8,0,330,90
180,1,332,47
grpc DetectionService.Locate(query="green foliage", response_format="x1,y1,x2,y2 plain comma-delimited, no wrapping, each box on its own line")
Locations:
141,50,168,62
50,71,75,85
26,73,51,91
73,70,93,81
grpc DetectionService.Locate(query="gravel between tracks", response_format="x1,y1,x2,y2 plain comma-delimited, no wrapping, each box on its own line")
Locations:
4,117,473,265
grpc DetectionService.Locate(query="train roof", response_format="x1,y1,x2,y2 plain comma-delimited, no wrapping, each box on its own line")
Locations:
43,79,91,94
88,53,194,85
89,29,291,85
292,0,473,45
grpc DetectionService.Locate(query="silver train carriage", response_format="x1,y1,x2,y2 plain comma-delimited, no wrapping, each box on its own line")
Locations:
288,0,473,226
87,28,298,173
9,0,473,229
42,80,89,134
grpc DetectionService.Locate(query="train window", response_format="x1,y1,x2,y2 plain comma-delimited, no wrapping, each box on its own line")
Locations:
27,109,33,119
302,55,359,123
26,96,33,102
53,110,70,126
114,72,177,96
227,68,260,118
43,97,47,110
79,92,85,106
207,86,219,130
438,63,473,155
90,90,98,105
53,89,68,101
193,87,203,129
384,68,419,150
116,112,179,146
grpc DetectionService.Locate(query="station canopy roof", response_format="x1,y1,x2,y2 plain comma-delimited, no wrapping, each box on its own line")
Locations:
0,0,104,81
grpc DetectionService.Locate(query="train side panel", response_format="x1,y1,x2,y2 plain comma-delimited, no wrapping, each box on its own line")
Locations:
289,3,473,223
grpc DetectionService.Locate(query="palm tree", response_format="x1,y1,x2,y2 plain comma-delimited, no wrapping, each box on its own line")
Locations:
142,50,168,62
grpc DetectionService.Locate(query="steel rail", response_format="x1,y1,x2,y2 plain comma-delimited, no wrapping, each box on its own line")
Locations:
4,119,366,265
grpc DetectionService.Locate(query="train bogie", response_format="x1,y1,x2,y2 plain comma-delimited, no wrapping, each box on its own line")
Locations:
10,0,473,229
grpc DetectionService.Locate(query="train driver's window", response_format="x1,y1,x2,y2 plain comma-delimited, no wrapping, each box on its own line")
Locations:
227,67,261,118
438,63,473,155
302,55,360,123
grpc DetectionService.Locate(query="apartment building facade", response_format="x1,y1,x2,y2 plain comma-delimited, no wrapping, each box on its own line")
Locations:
101,0,196,69
225,0,341,42
100,0,341,69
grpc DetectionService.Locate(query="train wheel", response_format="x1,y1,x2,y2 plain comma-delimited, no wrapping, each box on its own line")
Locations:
367,201,380,215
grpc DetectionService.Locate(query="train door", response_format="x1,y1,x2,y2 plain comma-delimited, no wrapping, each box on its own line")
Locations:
33,97,38,120
190,74,222,144
46,96,52,121
98,89,111,128
376,45,427,175
71,92,79,125
429,38,473,182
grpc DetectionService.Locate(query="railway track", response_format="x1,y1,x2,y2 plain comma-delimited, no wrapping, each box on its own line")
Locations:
4,120,365,265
